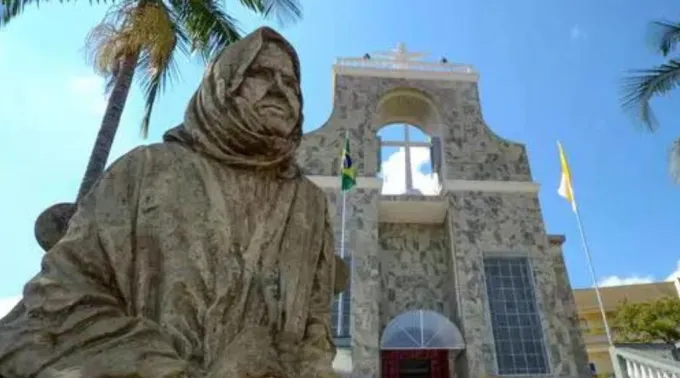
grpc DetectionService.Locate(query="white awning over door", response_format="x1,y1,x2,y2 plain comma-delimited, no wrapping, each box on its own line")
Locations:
380,309,466,350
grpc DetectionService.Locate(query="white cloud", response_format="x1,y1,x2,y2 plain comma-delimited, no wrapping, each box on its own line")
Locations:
68,75,107,115
594,260,680,288
598,275,655,287
0,296,21,319
68,75,102,93
380,147,440,195
665,259,680,282
570,24,586,41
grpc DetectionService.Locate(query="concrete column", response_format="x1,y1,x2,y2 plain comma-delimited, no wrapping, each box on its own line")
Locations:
349,188,381,377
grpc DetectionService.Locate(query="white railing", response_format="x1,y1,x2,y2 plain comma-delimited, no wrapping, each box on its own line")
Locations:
612,346,680,378
335,57,476,75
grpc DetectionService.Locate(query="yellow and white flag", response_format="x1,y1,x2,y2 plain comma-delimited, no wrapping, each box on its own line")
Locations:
557,141,576,212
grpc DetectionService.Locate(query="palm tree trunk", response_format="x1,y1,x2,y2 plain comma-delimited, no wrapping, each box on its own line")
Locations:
76,51,139,201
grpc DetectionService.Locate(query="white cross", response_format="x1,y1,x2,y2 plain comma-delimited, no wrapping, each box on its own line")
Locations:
374,42,428,62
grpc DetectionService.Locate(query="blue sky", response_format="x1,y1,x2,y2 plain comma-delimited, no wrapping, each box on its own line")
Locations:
0,0,679,312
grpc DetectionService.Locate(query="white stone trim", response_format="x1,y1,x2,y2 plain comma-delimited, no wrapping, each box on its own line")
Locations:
332,44,479,83
332,65,479,83
379,199,447,224
306,175,540,194
306,176,382,189
444,179,540,193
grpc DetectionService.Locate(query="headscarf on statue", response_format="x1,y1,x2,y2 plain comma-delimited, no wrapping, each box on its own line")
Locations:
164,27,348,296
164,27,303,179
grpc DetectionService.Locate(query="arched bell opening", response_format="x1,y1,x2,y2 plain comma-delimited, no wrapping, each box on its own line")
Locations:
380,310,465,378
376,123,442,196
374,88,441,136
373,89,444,196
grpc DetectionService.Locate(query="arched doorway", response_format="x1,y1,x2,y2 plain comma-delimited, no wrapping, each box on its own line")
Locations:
380,310,465,378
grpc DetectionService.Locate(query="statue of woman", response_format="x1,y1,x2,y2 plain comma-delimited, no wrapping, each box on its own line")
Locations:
0,27,342,378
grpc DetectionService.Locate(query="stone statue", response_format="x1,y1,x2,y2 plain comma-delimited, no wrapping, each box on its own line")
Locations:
0,27,346,378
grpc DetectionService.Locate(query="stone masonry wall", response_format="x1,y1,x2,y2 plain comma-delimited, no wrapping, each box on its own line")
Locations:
377,223,455,330
296,75,531,181
446,192,591,377
548,238,592,377
324,187,381,377
298,71,588,378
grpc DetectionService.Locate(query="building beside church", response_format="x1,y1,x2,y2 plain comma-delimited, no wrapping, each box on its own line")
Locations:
295,44,591,378
575,280,680,377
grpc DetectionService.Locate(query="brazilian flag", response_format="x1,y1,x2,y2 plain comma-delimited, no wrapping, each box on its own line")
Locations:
340,134,356,192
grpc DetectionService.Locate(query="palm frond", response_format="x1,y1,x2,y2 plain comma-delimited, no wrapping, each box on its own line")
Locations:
86,1,181,137
83,4,139,93
84,21,122,77
170,0,240,61
649,21,680,57
1,0,45,26
620,59,680,131
238,0,302,26
670,138,680,184
102,57,121,94
137,47,180,138
131,2,181,138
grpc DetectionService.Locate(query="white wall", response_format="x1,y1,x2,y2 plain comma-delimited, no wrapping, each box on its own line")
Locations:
333,347,353,377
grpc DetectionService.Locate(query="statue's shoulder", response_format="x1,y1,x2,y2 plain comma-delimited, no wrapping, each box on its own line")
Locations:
298,175,325,192
298,175,329,203
122,142,197,168
143,141,195,159
105,143,198,183
113,142,191,163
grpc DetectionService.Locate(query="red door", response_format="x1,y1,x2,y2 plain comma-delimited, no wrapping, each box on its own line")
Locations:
381,349,450,378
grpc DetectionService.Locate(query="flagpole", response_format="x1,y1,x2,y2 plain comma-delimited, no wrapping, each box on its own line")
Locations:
573,202,614,347
340,190,347,261
558,141,613,349
337,130,350,336
336,189,347,335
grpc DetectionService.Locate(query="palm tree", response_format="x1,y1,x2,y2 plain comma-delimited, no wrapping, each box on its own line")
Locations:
621,20,680,183
1,0,302,250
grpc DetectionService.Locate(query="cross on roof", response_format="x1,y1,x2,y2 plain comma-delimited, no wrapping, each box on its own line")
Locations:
373,43,428,62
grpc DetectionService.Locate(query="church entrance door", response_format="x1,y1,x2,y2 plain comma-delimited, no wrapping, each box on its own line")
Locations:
380,349,449,378
380,310,465,378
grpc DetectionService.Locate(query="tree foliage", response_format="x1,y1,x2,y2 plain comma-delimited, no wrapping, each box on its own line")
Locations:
1,0,302,137
621,20,680,183
613,296,680,344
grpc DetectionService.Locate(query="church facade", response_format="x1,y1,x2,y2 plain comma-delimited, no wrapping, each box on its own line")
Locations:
295,45,590,378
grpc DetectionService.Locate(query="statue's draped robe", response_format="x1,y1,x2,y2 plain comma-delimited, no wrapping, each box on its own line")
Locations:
0,144,337,377
0,27,339,378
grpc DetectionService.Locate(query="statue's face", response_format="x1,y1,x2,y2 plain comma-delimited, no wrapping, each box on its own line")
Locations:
239,42,301,136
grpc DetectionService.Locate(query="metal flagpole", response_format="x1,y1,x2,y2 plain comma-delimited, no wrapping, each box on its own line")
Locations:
573,203,614,347
337,189,347,335
336,130,350,336
558,141,613,348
